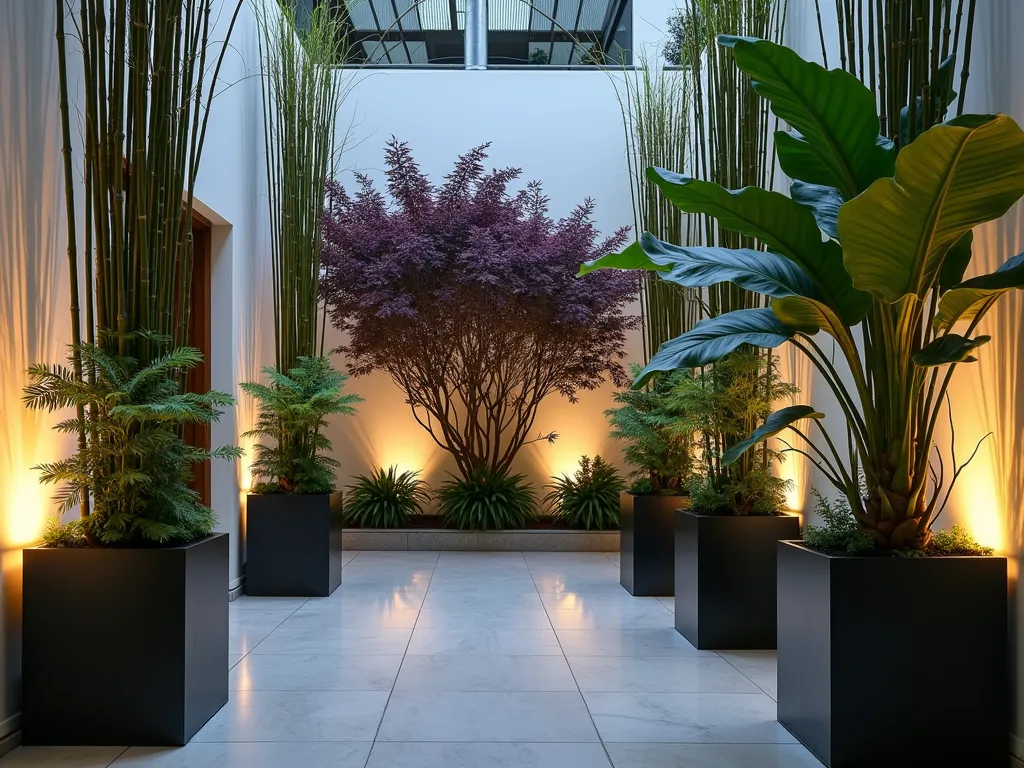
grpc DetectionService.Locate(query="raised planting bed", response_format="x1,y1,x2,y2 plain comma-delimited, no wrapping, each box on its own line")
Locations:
342,518,618,551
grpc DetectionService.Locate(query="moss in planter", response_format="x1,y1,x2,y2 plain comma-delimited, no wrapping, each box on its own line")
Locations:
803,489,992,557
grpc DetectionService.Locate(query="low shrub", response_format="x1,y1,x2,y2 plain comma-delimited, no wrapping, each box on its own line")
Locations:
438,466,536,530
344,466,430,528
544,455,625,530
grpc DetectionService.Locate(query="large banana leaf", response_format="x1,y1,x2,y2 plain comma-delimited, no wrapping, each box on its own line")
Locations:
912,334,990,367
722,405,824,465
770,295,846,339
790,181,843,239
934,251,1024,330
578,241,660,276
840,114,1024,303
610,233,819,299
648,169,871,324
634,308,794,387
720,35,894,199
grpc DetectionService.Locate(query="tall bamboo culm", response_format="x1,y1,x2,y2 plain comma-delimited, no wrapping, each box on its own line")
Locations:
816,0,978,146
674,0,787,482
257,3,352,372
53,0,244,515
617,56,698,363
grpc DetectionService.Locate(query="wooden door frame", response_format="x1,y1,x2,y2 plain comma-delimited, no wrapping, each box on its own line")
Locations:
186,211,213,506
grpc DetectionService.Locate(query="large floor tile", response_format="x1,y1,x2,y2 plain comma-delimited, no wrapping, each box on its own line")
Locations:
231,654,404,690
377,692,599,742
249,625,413,655
540,592,663,611
555,628,709,656
567,655,761,693
228,610,294,654
547,606,674,630
605,743,822,768
394,654,577,691
281,606,420,629
0,747,125,767
584,692,795,744
297,591,426,613
415,607,551,629
421,591,543,610
112,742,372,768
193,690,390,742
407,628,562,655
365,742,612,768
719,651,779,699
229,596,308,611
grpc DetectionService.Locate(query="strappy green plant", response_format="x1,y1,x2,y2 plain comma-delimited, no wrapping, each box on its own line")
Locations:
241,356,361,495
345,466,430,528
23,340,242,546
544,455,625,530
586,38,1024,550
438,466,536,531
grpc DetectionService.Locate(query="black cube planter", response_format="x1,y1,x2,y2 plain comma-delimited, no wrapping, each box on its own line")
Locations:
619,492,684,596
23,533,229,746
675,510,799,649
777,540,1008,768
246,491,343,597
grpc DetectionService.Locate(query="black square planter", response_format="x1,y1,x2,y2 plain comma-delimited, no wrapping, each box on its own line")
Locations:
619,492,684,596
777,541,1008,767
246,491,343,597
675,510,799,649
23,533,229,746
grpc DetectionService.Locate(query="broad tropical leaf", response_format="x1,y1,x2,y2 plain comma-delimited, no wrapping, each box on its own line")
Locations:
840,114,1024,302
938,231,975,294
719,35,894,198
578,241,659,276
634,308,794,387
722,405,824,465
912,334,991,366
934,251,1024,330
771,295,846,338
648,169,871,323
790,181,843,239
614,233,820,299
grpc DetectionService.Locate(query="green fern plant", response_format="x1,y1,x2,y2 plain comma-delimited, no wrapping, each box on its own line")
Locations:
438,466,536,531
544,455,624,530
241,356,362,494
23,341,243,546
345,466,429,528
605,364,693,494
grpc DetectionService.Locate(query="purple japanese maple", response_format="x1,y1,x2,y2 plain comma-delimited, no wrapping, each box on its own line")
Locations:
321,139,637,478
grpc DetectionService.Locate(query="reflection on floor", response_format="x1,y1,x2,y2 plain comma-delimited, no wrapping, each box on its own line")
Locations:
3,551,823,766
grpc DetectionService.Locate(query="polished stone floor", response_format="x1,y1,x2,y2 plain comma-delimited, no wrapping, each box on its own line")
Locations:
1,551,826,767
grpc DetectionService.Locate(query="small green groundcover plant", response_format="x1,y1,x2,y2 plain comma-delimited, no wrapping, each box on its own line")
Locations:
344,466,430,528
438,465,536,531
241,356,361,495
803,489,992,557
544,455,625,530
25,340,243,547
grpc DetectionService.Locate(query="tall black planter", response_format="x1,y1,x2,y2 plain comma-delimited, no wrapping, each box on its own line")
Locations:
23,533,229,746
675,510,798,649
777,541,1008,768
619,492,683,596
246,491,343,596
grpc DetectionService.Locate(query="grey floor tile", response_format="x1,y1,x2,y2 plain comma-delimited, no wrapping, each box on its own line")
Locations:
280,606,420,630
415,607,551,629
366,742,612,767
555,628,710,656
231,654,404,691
567,655,762,693
228,654,243,669
606,743,822,768
719,651,778,699
0,747,125,767
394,654,577,692
112,743,372,767
421,591,544,610
541,592,663,611
377,692,599,742
249,625,413,655
193,690,390,742
406,628,562,656
229,596,308,611
584,691,795,744
547,606,674,630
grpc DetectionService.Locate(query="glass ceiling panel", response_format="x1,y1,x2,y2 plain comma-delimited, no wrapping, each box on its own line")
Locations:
488,0,531,31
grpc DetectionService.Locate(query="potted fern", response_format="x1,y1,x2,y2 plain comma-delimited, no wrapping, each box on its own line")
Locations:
241,357,361,596
606,366,692,596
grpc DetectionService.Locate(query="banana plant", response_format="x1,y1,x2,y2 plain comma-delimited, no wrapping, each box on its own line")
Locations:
582,37,1024,549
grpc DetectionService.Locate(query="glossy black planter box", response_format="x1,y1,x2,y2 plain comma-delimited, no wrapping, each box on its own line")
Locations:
246,491,343,597
675,510,799,649
619,492,684,596
777,541,1008,767
23,533,229,746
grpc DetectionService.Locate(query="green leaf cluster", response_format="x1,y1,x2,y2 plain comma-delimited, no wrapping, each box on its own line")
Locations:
241,356,361,495
344,466,430,529
605,365,693,494
24,342,242,546
543,455,625,530
437,466,536,531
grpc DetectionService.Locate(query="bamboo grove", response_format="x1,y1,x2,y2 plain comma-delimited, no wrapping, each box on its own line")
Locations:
257,2,352,372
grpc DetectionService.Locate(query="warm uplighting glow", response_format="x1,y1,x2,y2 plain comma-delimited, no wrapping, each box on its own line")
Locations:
774,348,814,514
6,474,49,548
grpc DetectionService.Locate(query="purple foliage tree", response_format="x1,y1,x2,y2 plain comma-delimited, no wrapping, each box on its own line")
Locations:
321,139,637,478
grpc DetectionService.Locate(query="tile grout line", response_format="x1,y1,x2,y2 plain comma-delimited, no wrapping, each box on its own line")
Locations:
715,653,777,702
105,746,131,766
521,552,617,768
362,550,440,768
